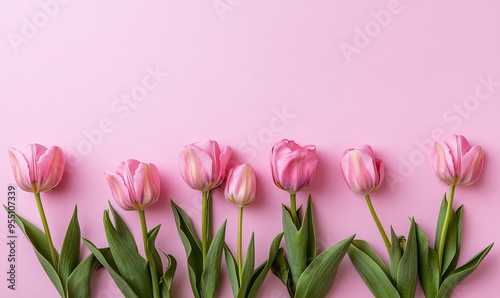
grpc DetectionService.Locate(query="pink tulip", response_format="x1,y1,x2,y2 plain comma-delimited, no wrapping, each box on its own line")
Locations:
225,163,257,208
8,144,65,193
430,134,484,186
340,145,384,195
105,159,160,211
270,139,318,194
178,140,232,191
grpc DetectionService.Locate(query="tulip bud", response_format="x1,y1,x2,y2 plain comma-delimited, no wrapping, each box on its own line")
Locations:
8,144,65,193
340,145,384,195
225,163,257,208
270,139,318,194
105,159,160,211
178,140,232,191
430,134,484,186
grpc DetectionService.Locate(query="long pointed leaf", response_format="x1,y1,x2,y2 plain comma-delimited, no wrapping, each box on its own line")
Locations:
82,239,139,298
247,233,284,298
160,254,177,298
295,235,355,298
224,244,240,297
415,222,439,298
443,206,463,278
441,206,458,277
201,221,227,298
147,225,164,281
305,196,316,264
434,194,448,252
437,243,493,298
67,253,102,298
396,219,418,298
348,240,399,298
171,200,202,298
237,233,255,298
59,206,81,295
390,227,402,283
282,204,307,291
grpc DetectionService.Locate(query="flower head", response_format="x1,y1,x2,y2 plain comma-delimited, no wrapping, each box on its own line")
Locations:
225,163,257,208
178,140,232,191
340,145,384,196
8,144,65,193
430,134,483,186
105,159,160,211
270,139,318,194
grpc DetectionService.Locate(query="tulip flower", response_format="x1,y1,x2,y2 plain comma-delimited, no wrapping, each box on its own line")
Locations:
430,135,485,272
8,144,65,193
225,163,256,282
225,163,256,208
341,145,390,252
8,143,65,267
179,140,232,191
105,159,160,211
270,139,318,194
104,159,163,297
270,139,318,227
340,145,384,196
430,134,484,187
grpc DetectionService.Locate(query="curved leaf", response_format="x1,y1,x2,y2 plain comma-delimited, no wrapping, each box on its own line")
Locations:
201,221,227,298
224,244,240,296
59,206,81,295
437,243,493,298
305,196,316,264
238,233,255,298
171,200,202,298
390,227,402,283
282,204,307,291
415,222,439,298
295,235,354,298
396,219,417,298
348,240,399,298
443,206,463,278
67,253,102,298
160,254,177,298
83,239,139,298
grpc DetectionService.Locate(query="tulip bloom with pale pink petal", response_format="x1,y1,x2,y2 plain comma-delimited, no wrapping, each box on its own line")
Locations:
178,140,232,191
430,134,484,186
105,159,160,211
8,144,65,193
340,145,384,196
225,163,257,208
270,139,318,194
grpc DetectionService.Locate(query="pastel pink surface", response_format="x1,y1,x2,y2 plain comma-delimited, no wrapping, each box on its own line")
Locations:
1,1,500,297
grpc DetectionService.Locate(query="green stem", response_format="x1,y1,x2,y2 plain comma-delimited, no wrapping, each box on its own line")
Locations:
438,184,456,272
238,206,243,283
365,195,391,254
202,191,209,266
34,192,58,271
290,193,299,228
139,210,160,298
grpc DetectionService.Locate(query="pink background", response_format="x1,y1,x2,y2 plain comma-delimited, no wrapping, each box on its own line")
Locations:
1,1,499,297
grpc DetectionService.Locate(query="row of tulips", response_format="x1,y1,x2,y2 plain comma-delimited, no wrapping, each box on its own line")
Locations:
6,135,493,298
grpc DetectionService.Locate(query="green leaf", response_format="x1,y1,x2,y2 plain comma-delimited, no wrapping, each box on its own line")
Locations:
201,221,227,298
415,222,439,298
437,243,493,298
160,254,177,298
434,194,448,252
389,227,402,283
246,233,284,298
83,239,139,298
104,207,152,297
295,235,355,298
348,240,399,298
4,207,63,296
147,225,164,281
441,206,458,278
282,204,308,291
67,253,102,298
237,233,255,298
59,206,81,295
396,219,418,298
224,244,240,297
305,196,316,264
443,206,463,278
270,248,290,288
171,200,203,298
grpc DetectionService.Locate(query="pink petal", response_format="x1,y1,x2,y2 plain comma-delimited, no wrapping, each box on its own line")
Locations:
36,146,65,192
458,146,484,186
105,171,135,210
430,141,456,184
179,145,213,191
8,147,33,192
